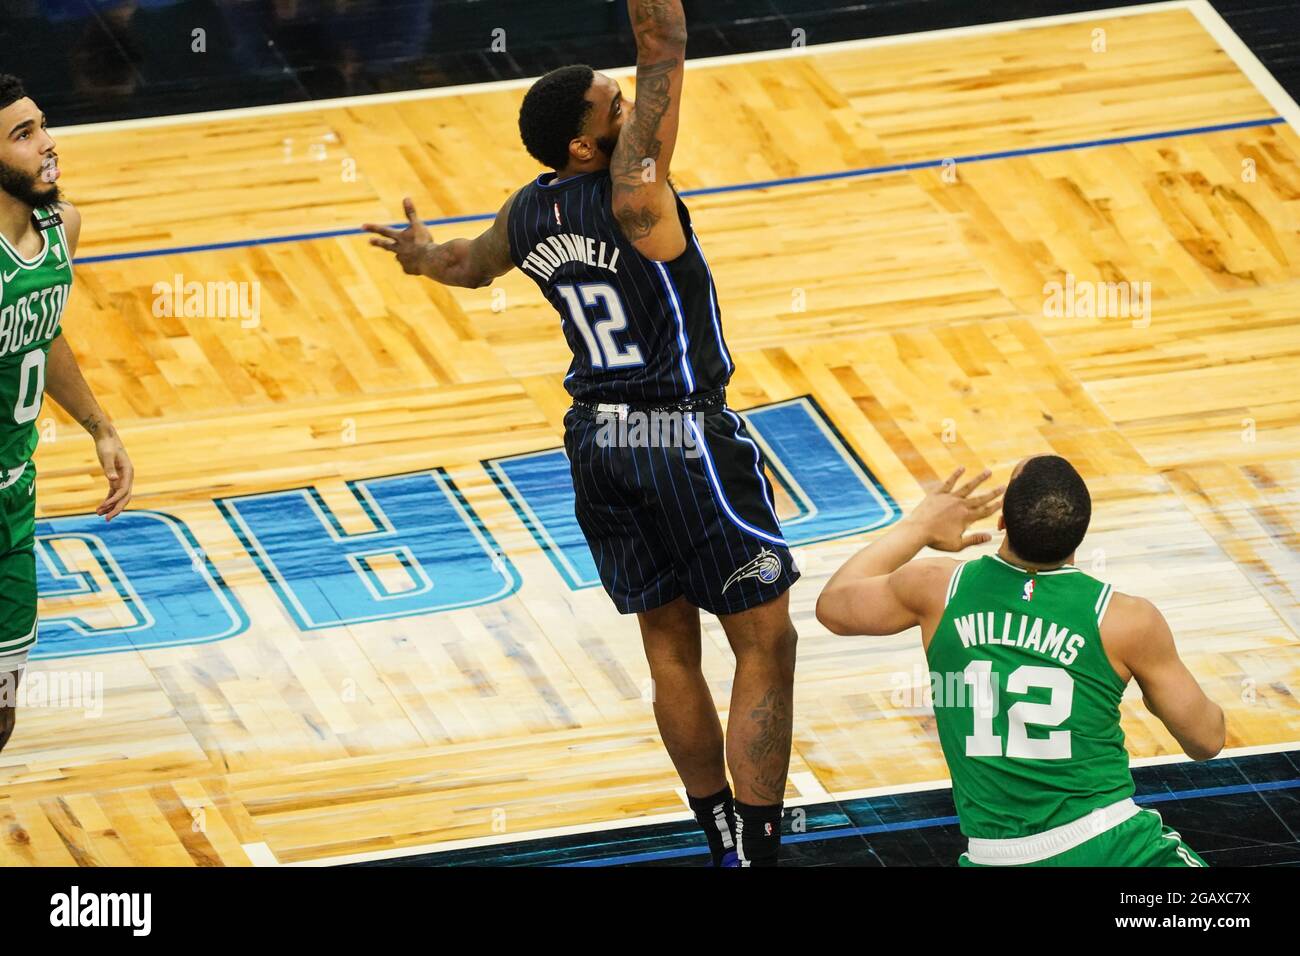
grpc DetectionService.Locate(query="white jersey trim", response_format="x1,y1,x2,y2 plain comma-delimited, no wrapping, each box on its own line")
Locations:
944,561,967,607
989,553,1081,575
1095,583,1116,624
0,215,50,269
0,616,37,653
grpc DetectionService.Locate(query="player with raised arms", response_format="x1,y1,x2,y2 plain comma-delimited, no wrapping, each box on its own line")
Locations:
366,1,801,866
817,456,1224,866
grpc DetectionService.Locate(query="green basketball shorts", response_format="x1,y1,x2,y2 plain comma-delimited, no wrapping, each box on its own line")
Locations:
0,462,37,671
959,802,1207,867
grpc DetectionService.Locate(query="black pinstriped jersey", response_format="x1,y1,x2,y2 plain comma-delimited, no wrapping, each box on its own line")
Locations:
506,170,733,403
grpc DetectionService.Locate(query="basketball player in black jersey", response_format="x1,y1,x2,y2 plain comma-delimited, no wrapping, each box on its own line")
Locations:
365,0,798,866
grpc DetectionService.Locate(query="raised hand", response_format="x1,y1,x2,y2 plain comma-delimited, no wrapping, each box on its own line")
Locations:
910,467,1004,553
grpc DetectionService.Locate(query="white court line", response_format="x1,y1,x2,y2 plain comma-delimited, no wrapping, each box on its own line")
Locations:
1188,0,1300,129
282,805,697,868
241,842,279,867
790,771,831,799
50,1,1200,135
678,774,833,808
1130,740,1300,768
280,738,1300,866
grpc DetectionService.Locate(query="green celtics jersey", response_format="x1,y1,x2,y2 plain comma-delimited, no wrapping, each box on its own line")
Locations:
927,554,1133,839
0,207,72,469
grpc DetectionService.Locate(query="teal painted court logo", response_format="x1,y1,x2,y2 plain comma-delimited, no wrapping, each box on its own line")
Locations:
33,511,246,660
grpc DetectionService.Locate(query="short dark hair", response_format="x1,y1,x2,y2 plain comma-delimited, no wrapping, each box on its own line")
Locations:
0,75,27,112
518,65,595,170
1002,455,1091,565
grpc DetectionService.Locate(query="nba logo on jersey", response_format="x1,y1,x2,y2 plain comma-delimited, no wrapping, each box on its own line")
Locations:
553,202,562,226
1022,579,1035,602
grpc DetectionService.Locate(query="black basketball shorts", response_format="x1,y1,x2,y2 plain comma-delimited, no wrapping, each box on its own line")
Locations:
563,400,800,616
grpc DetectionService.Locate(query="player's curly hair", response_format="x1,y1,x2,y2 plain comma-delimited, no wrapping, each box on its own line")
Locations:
518,65,595,171
1002,455,1092,565
0,75,27,112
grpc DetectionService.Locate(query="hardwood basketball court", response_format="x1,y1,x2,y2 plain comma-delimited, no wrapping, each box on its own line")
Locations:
2,0,1297,866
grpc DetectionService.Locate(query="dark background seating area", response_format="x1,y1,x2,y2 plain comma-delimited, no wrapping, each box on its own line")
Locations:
1,0,1296,126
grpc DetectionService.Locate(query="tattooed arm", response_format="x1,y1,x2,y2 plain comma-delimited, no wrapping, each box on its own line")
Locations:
611,0,688,261
364,192,520,289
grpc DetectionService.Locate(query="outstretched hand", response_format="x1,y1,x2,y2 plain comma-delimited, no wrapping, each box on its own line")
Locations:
363,198,433,276
910,467,1004,552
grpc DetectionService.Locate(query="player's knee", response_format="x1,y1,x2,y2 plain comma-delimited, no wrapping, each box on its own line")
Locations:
645,639,702,673
734,620,798,669
640,613,704,672
774,622,798,669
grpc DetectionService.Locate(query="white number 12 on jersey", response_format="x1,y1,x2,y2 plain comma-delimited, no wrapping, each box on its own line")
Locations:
556,283,644,369
963,660,1074,759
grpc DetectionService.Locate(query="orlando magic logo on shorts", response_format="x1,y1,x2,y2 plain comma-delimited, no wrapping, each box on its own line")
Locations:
723,548,783,593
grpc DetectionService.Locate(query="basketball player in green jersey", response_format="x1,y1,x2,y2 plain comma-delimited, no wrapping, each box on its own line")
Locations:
0,75,134,751
817,455,1224,866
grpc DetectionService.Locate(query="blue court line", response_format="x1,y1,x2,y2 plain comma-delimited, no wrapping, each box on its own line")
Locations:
558,775,1300,867
77,116,1284,266
1136,777,1300,804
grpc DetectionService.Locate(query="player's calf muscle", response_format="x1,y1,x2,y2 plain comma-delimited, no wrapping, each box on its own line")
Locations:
737,686,793,801
0,702,15,751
